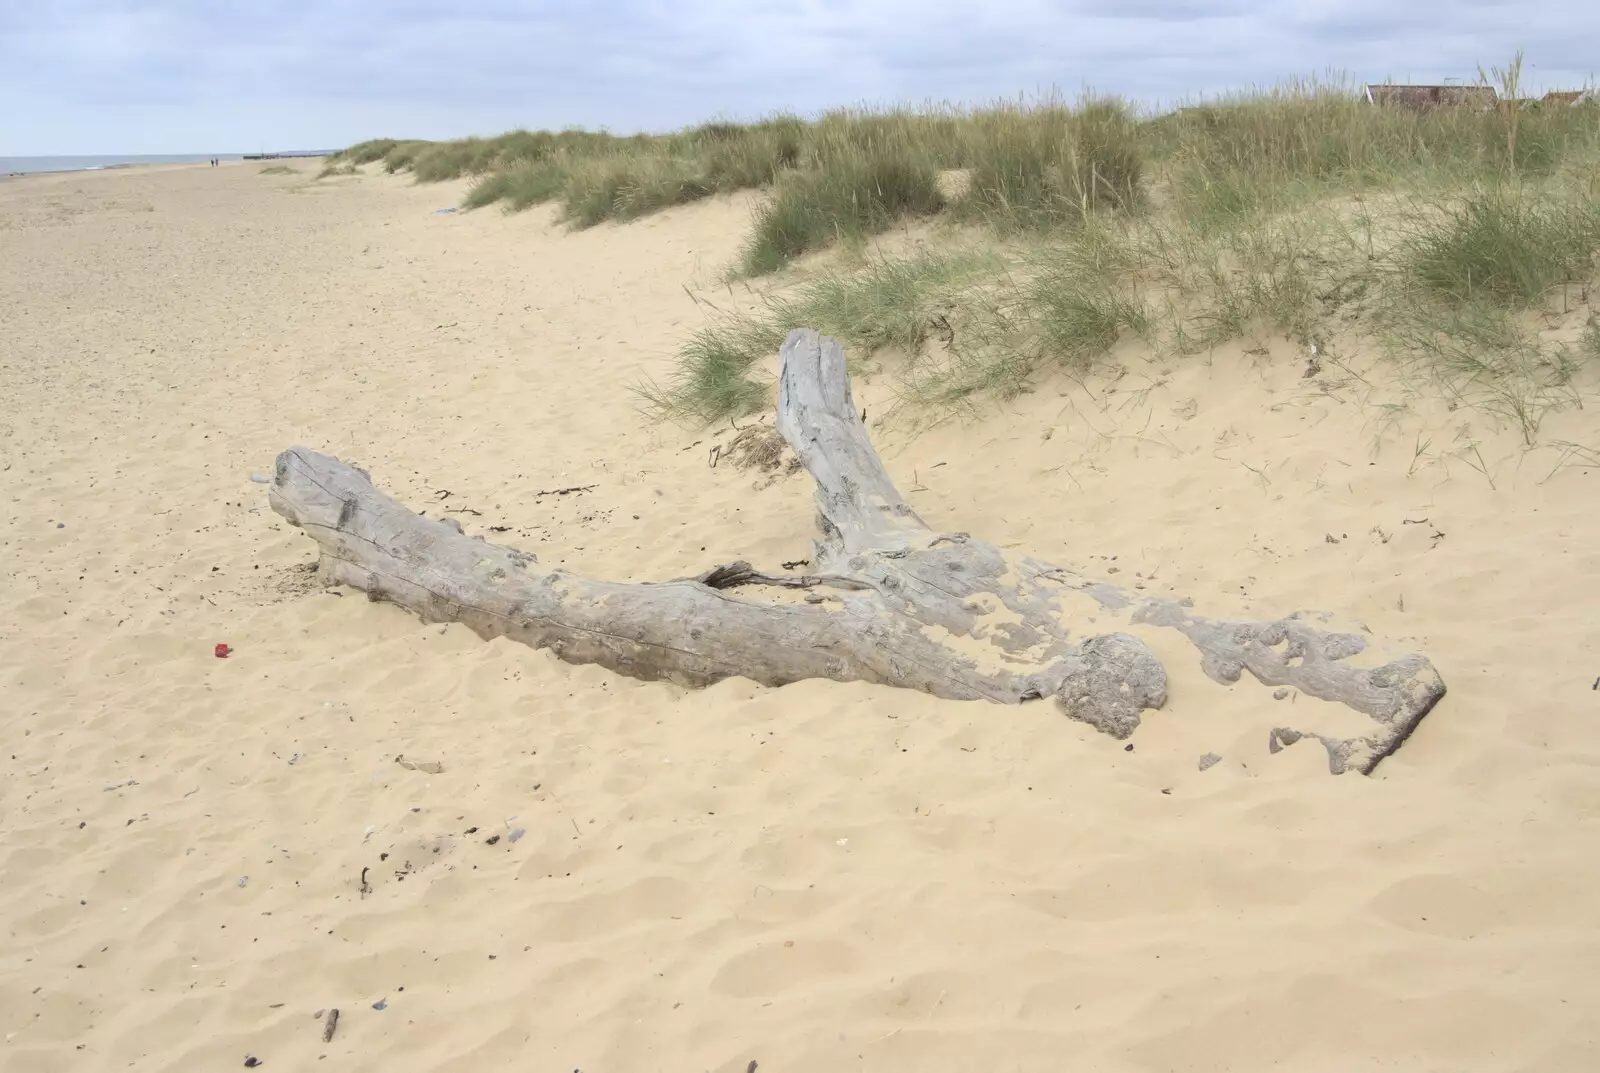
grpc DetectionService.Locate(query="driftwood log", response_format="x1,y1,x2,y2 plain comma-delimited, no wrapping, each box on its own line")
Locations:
268,329,1445,774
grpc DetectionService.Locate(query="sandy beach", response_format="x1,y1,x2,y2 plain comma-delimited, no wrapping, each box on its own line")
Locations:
4,159,1600,1072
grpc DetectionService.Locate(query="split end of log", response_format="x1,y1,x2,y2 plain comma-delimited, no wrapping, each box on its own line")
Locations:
1134,599,1446,774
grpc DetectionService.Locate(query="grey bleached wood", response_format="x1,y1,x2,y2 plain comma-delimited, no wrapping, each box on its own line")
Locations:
264,448,1091,704
1131,602,1444,774
267,328,1446,774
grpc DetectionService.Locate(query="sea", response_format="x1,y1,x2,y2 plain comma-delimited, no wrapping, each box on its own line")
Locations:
1,153,328,176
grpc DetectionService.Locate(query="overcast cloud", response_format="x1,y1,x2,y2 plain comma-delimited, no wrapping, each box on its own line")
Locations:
2,0,1594,154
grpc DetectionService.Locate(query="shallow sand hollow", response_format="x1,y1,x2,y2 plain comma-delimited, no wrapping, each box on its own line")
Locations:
3,161,1599,1072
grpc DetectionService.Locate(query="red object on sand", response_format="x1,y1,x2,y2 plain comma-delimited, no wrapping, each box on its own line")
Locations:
214,643,231,658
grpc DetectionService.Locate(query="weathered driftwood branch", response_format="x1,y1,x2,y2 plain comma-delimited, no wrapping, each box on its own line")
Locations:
268,329,1445,773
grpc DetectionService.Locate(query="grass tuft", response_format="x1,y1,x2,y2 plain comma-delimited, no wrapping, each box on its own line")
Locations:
959,98,1143,230
637,317,786,424
340,139,399,165
1028,272,1148,366
382,140,431,173
463,160,569,211
641,250,996,422
701,117,805,190
740,149,944,275
1404,189,1600,305
561,154,715,228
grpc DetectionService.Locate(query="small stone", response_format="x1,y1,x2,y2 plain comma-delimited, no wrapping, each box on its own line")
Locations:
237,876,249,888
372,998,387,1010
485,834,501,846
244,1058,262,1068
1269,727,1304,754
1198,753,1222,772
1272,688,1290,700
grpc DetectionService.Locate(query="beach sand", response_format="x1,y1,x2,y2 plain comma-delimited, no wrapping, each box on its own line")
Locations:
3,160,1599,1072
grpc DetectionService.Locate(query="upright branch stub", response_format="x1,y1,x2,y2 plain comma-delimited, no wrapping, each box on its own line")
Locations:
772,327,1169,732
776,329,930,565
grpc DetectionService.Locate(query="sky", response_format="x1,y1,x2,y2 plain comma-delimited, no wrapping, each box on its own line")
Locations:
2,0,1595,154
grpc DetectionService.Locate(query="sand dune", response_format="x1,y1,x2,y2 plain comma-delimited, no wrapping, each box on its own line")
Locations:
3,160,1599,1072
